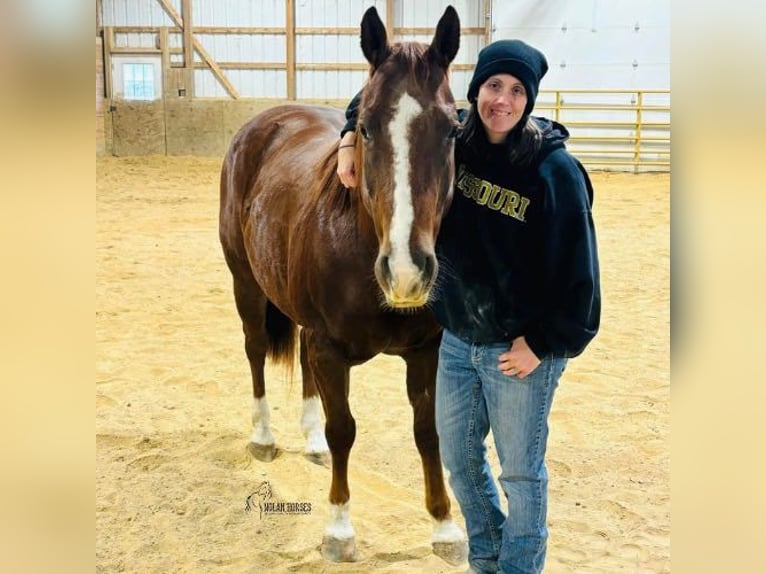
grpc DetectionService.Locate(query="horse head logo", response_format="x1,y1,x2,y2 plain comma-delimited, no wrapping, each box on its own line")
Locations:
245,480,273,518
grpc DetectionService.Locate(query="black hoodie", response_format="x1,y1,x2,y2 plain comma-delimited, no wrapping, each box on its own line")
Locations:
436,116,600,358
341,100,600,359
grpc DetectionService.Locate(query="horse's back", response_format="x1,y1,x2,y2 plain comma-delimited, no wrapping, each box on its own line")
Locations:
220,104,343,251
220,104,346,319
227,104,343,172
229,106,342,207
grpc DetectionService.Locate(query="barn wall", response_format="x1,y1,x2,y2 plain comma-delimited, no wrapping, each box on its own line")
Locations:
108,98,342,157
99,0,484,157
97,0,669,169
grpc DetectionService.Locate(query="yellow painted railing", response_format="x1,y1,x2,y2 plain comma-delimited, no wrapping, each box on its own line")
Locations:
534,89,670,172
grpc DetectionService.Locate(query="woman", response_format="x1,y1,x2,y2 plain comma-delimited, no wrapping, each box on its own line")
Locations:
338,39,600,574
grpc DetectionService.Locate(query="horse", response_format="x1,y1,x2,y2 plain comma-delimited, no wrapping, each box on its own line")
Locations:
219,5,466,564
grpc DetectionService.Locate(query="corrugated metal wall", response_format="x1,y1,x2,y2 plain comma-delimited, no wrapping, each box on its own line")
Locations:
295,0,385,100
101,0,669,100
492,0,669,90
192,0,286,97
392,0,485,102
491,0,670,168
101,0,486,99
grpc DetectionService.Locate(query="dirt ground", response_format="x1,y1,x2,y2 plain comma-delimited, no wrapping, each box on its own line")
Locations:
96,156,669,573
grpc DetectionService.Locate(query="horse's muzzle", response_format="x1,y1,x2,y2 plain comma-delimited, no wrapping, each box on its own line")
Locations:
376,253,436,309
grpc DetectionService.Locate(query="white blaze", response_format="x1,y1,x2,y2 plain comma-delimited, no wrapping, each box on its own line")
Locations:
388,92,423,283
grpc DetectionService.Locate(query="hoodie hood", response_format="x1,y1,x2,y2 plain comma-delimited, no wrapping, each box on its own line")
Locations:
533,116,569,162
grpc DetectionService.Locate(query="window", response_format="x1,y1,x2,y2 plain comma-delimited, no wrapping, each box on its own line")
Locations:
123,63,155,100
111,56,162,101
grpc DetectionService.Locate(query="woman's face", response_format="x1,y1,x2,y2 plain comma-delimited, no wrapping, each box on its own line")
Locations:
476,73,527,143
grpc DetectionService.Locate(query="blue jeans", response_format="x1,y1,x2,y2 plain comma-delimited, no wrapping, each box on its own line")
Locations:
435,330,567,574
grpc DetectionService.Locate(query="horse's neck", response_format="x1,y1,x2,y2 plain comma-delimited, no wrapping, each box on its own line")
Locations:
351,168,378,246
354,198,377,248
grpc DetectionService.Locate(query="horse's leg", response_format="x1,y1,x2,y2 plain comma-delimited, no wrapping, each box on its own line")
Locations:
231,276,277,462
304,329,357,562
402,338,468,566
299,328,330,465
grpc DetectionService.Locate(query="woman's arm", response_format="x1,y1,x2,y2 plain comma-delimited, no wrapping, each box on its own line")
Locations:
526,152,601,359
337,91,363,188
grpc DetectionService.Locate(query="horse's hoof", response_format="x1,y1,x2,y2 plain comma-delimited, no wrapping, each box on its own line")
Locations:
433,540,468,565
247,442,277,462
304,451,330,467
321,535,357,562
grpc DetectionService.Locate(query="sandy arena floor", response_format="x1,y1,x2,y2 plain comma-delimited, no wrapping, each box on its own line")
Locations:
96,156,669,573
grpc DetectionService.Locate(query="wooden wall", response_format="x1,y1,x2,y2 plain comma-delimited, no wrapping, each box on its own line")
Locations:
107,99,336,157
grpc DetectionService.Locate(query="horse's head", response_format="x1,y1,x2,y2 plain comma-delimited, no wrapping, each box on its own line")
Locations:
356,6,460,309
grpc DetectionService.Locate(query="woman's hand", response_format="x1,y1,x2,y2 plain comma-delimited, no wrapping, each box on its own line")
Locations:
337,132,358,189
498,336,541,379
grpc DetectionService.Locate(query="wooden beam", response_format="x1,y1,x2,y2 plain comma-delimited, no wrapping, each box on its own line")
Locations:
298,63,367,71
159,27,173,99
154,0,239,98
296,27,357,35
190,62,475,72
103,26,114,99
111,47,162,54
395,26,487,36
196,26,285,34
386,0,395,40
180,0,195,97
285,0,296,99
111,25,488,37
193,62,286,70
113,26,160,33
181,0,193,68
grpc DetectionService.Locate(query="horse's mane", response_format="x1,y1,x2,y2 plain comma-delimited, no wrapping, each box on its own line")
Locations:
313,141,361,215
389,42,433,81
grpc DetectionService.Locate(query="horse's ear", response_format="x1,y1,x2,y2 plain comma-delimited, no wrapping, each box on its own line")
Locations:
428,5,460,68
360,6,390,70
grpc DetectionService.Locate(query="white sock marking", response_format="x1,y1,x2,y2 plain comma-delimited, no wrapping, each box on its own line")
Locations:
301,396,329,454
388,92,423,286
431,518,466,543
250,397,275,446
325,502,355,539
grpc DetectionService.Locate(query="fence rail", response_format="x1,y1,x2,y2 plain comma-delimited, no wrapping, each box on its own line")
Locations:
535,89,670,171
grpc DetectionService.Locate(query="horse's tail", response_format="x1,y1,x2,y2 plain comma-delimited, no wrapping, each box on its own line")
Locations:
265,301,297,372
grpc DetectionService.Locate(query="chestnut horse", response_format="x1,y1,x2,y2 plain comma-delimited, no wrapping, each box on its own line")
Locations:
219,5,466,564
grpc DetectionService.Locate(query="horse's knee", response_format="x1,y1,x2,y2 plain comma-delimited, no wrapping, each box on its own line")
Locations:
413,422,440,453
325,416,356,452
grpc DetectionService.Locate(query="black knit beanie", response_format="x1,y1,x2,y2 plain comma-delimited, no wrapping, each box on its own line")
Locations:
466,39,548,116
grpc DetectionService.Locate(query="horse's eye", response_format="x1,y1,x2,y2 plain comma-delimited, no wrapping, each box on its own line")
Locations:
359,125,370,141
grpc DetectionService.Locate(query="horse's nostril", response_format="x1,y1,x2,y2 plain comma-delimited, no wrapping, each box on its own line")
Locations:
378,255,392,283
423,254,436,280
412,251,436,282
